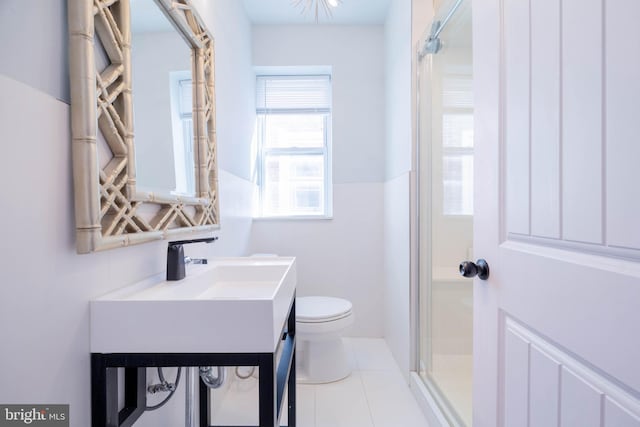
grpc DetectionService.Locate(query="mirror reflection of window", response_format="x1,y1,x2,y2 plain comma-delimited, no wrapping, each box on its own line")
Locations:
169,72,195,195
130,0,195,196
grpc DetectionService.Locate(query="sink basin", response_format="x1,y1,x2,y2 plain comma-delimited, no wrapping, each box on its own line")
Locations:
90,257,297,353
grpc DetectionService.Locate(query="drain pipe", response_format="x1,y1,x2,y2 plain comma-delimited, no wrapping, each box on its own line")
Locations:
185,367,226,427
200,366,226,388
185,368,198,427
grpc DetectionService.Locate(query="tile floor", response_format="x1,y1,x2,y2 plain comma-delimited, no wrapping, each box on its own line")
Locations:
211,338,430,427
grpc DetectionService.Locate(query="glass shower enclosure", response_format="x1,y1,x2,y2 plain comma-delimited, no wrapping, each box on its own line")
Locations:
416,0,474,425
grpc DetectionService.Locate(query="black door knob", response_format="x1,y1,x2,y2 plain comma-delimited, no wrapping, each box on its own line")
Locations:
459,259,490,280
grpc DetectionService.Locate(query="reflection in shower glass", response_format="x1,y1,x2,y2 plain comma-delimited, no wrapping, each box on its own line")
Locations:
417,0,474,425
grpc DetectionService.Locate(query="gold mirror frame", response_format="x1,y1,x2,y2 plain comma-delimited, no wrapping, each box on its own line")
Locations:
68,0,219,254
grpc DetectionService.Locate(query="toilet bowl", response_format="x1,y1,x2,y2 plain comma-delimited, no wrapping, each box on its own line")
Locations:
295,296,354,384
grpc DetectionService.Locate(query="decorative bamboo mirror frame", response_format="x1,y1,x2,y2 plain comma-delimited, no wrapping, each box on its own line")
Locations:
68,0,219,254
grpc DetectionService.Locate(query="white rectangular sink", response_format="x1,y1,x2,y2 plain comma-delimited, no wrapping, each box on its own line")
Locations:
91,257,296,353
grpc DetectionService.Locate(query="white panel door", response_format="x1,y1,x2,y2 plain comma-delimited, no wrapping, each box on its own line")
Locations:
473,0,640,426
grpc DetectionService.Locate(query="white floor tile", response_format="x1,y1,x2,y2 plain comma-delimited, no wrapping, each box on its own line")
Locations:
210,339,430,427
315,371,374,427
361,370,430,427
297,384,316,427
281,384,316,427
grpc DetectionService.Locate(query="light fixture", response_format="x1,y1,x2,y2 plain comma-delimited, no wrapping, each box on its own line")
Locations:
292,0,342,22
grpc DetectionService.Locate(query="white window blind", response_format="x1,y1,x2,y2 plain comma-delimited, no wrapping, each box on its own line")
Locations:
442,75,473,110
178,79,193,116
171,75,195,195
256,75,332,113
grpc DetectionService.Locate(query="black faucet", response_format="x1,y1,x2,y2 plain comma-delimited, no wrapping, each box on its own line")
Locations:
166,237,219,281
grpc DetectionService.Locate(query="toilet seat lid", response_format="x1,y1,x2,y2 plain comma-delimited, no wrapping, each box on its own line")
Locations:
296,296,353,323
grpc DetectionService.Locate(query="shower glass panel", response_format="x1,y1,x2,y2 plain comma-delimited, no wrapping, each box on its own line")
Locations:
417,0,473,425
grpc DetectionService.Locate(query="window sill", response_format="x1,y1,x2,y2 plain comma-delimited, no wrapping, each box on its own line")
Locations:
252,215,333,221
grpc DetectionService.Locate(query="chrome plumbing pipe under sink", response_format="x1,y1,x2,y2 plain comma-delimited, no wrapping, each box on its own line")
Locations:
185,367,198,427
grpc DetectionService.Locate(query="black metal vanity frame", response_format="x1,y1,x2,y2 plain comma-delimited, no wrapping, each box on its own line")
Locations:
91,299,296,427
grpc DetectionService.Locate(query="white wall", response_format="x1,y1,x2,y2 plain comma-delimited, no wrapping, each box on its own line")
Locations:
0,0,69,102
385,2,413,182
249,25,386,337
0,1,254,426
382,0,413,377
383,173,412,373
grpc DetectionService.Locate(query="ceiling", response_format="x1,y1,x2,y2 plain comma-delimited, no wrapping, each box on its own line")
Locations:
242,0,392,25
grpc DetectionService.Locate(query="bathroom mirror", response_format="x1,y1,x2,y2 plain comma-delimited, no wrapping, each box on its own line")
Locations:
69,0,219,254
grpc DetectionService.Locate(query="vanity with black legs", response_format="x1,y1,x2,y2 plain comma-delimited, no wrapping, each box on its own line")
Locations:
90,253,298,427
90,299,296,427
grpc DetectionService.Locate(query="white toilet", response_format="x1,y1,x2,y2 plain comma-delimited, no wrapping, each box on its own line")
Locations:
296,296,354,384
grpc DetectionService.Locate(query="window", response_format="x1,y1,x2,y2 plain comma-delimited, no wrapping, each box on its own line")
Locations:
256,75,332,217
441,75,474,215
